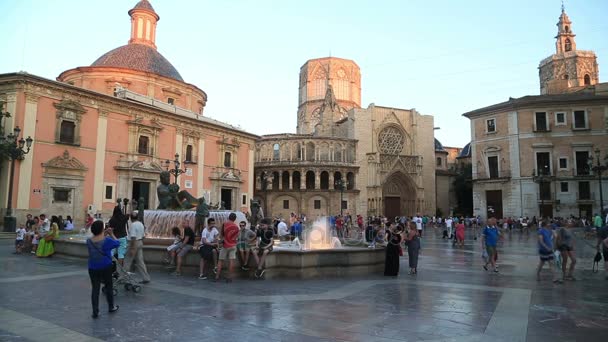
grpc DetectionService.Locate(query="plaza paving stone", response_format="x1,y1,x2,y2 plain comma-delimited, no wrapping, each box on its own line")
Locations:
1,227,607,341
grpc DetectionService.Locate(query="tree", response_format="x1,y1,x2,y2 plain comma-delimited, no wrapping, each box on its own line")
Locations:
453,163,473,216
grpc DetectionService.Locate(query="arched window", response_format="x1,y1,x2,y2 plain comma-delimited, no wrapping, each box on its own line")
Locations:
306,171,315,190
272,171,280,190
185,145,193,162
59,120,76,144
565,25,569,32
564,74,569,80
138,136,150,154
292,171,301,190
333,171,342,190
224,152,232,168
273,143,280,160
320,171,329,190
346,172,355,190
295,143,302,160
584,74,591,85
306,142,315,161
565,38,572,52
282,171,290,190
436,157,442,167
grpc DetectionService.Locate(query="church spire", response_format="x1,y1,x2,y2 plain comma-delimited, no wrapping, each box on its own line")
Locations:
555,2,576,54
128,0,160,49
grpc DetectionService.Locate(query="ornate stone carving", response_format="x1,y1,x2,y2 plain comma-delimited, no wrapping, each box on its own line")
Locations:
378,126,404,155
43,150,87,170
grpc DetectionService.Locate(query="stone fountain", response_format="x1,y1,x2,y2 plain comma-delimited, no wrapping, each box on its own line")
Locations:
54,172,384,278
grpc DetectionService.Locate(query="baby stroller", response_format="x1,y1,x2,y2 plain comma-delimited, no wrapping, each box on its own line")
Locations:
102,257,142,296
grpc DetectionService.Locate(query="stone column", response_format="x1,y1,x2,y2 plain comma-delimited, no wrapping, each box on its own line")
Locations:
315,170,321,190
278,172,283,190
288,171,293,190
92,108,108,212
329,172,334,190
16,93,40,210
300,169,306,190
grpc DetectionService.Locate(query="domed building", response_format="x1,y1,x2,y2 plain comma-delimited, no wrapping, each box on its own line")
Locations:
255,57,437,219
0,0,257,227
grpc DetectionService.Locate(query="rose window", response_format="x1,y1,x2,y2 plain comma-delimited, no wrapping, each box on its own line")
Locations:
378,127,404,155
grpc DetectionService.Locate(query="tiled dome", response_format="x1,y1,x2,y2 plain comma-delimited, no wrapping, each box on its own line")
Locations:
458,143,471,158
434,138,446,152
91,44,183,81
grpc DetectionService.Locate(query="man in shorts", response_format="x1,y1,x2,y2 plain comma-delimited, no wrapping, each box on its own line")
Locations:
252,218,274,278
237,221,256,271
199,218,219,280
215,213,239,282
171,221,195,276
482,218,500,273
537,221,560,283
596,224,608,280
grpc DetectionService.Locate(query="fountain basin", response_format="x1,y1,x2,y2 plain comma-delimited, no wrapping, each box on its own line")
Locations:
54,237,385,279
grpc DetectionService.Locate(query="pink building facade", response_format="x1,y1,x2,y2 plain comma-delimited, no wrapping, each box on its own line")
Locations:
0,0,257,226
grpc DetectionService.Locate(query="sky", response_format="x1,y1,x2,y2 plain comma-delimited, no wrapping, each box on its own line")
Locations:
1,0,607,147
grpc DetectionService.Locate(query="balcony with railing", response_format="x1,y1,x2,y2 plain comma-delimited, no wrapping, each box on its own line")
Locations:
473,169,511,181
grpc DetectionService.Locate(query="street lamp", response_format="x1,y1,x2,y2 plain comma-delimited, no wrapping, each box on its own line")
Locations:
532,165,551,220
588,148,607,216
2,126,33,232
336,178,349,216
164,153,187,184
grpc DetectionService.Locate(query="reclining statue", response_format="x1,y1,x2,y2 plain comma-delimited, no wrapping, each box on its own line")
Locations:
156,171,202,210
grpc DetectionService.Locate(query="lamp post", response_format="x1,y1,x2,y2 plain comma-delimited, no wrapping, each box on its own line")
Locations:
2,126,33,232
164,153,187,184
336,178,349,217
532,165,551,220
589,148,607,216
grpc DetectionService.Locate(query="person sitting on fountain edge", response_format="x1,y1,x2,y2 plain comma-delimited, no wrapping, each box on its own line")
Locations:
252,218,274,278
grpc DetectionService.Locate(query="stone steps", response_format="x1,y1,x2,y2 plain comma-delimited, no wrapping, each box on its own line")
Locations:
0,232,15,240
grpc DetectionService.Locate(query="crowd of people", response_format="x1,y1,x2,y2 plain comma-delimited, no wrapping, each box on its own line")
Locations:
12,206,608,319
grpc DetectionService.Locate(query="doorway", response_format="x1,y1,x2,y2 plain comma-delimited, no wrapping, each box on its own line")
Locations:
486,190,503,219
221,188,233,210
578,204,592,218
384,197,401,219
132,181,150,209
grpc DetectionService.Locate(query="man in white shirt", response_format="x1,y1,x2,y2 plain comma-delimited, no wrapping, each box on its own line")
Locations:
414,214,423,237
277,219,290,241
198,218,219,279
122,213,151,283
445,217,454,239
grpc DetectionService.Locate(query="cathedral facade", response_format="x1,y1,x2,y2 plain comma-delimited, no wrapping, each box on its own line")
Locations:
255,57,436,219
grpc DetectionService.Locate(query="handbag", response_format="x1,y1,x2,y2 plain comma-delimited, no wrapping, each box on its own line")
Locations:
593,252,602,273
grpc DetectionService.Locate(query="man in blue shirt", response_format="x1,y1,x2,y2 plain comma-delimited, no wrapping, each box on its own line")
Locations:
482,217,501,273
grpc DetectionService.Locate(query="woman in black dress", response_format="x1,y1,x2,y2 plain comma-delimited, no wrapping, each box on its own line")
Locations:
384,225,402,276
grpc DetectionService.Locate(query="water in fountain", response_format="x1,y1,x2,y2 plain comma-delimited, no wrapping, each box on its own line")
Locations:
276,217,342,250
142,210,248,238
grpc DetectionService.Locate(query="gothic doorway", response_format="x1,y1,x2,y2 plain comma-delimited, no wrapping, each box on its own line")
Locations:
382,172,417,217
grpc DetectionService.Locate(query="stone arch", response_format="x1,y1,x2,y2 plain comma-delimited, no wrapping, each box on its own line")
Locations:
346,172,355,190
293,142,302,160
320,171,330,190
333,171,342,190
319,142,330,161
335,143,344,162
272,171,280,190
273,143,280,160
305,170,315,189
382,171,417,218
292,171,301,190
584,74,591,85
280,143,291,161
273,194,299,219
306,141,316,161
282,171,290,190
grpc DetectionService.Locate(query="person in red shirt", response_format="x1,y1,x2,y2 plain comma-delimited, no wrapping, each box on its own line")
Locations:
336,216,344,238
215,212,239,283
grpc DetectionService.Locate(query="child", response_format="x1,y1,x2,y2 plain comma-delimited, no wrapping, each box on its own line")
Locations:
164,227,182,265
15,226,26,254
31,232,39,254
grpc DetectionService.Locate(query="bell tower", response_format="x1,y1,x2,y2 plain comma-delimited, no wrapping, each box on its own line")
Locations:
538,4,599,94
128,0,160,49
297,57,361,135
